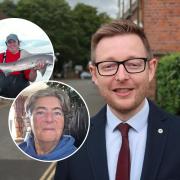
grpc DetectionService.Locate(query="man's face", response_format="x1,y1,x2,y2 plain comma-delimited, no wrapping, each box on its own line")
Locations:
90,34,157,119
30,96,64,144
6,40,19,53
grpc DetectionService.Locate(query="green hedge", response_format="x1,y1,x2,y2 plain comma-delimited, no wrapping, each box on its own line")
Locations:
157,53,180,115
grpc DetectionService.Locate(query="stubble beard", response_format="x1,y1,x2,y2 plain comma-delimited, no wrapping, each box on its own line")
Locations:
99,83,149,119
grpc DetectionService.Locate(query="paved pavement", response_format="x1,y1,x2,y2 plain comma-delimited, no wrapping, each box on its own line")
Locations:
0,79,105,179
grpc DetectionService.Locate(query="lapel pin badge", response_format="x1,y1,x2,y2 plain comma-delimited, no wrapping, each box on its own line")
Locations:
158,128,163,134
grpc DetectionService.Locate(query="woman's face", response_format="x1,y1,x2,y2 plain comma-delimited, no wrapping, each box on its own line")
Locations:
30,96,64,145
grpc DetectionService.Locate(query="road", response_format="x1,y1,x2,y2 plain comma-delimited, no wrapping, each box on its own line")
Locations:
0,79,105,179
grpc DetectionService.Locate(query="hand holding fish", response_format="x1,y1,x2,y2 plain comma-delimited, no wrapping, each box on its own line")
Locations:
33,60,45,70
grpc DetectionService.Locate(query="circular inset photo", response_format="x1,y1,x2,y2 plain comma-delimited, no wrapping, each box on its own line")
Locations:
8,81,90,162
0,18,55,99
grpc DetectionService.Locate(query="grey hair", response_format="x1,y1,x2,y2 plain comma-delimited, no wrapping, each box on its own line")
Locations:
25,88,70,116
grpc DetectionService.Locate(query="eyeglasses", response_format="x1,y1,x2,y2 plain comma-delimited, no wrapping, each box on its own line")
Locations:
94,58,148,76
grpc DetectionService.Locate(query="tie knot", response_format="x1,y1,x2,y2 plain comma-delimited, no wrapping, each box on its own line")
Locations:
118,123,130,137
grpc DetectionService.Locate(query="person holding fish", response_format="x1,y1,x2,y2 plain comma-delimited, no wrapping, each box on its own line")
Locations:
0,34,45,98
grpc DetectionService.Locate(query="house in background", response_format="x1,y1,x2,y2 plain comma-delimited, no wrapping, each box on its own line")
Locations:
118,0,180,100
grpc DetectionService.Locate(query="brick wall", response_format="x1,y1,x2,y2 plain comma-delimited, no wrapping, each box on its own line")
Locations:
143,0,180,55
140,0,180,101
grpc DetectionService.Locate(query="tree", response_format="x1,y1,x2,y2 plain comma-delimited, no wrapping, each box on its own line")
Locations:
71,3,111,67
13,0,71,33
0,0,111,75
0,0,16,17
9,0,77,73
157,53,180,115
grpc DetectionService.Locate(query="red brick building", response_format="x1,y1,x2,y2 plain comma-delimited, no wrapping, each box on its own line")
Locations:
142,0,180,55
118,0,180,100
119,0,180,55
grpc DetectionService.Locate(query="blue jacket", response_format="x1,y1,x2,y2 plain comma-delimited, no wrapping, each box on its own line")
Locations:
19,135,77,161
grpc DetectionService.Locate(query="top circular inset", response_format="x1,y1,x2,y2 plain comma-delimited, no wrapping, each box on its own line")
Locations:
0,18,55,99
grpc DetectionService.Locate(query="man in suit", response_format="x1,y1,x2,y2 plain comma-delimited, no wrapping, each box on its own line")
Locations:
54,20,180,180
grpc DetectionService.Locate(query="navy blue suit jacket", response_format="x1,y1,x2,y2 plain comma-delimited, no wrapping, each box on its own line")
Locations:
54,101,180,180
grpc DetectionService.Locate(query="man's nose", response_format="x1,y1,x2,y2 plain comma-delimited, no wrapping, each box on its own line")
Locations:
114,64,129,81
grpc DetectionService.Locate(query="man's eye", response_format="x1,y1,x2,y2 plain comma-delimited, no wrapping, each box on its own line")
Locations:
126,62,141,68
102,63,116,69
128,63,139,67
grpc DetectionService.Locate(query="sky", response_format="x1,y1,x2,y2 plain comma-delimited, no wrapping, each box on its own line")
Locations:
67,0,119,18
0,0,120,19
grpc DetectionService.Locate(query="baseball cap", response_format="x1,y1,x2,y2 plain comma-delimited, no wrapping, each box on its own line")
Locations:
6,34,19,42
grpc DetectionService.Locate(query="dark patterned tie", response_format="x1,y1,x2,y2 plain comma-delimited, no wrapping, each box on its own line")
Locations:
116,123,130,180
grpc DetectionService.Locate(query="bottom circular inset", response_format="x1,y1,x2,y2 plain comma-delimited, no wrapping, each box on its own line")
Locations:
8,80,90,162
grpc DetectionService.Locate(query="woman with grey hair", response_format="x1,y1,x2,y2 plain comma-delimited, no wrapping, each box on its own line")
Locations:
19,88,77,161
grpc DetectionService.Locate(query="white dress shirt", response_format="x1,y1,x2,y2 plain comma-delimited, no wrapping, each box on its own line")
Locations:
105,98,149,180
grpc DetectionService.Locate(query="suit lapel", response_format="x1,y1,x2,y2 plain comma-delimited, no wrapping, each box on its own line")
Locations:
87,106,109,180
141,101,170,180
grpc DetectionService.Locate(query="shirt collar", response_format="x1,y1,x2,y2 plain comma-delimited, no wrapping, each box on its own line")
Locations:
106,98,149,133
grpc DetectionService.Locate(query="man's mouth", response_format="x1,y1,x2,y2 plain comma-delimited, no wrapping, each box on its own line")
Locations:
113,88,134,96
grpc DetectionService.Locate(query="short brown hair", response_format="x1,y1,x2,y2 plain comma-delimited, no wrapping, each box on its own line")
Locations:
91,19,153,63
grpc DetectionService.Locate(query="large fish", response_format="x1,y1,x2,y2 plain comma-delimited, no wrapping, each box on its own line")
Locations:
0,53,54,76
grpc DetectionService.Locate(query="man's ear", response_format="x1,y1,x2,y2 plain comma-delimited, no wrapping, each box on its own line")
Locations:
148,58,158,82
89,64,98,85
